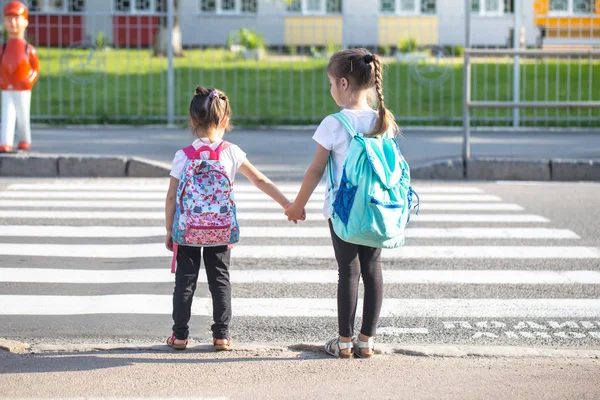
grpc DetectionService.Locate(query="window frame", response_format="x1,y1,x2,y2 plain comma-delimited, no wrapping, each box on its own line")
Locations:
287,0,342,15
113,0,158,14
27,0,85,13
548,0,595,16
379,0,437,16
197,0,258,15
471,0,506,16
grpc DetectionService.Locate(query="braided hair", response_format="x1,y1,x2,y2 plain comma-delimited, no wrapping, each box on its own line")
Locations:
327,48,399,137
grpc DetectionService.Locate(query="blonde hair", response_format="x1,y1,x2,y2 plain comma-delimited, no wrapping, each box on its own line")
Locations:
327,48,399,137
189,85,232,136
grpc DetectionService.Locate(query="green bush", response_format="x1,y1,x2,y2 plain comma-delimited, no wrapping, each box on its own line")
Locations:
398,37,419,53
95,31,106,48
444,45,464,57
228,28,265,51
378,45,392,57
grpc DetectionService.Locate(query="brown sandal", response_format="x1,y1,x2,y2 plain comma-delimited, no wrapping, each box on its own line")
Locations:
213,337,232,351
167,334,188,350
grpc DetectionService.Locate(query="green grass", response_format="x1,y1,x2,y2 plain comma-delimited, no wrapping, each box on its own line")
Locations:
30,48,600,127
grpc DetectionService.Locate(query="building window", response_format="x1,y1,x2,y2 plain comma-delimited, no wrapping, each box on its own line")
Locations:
379,0,436,14
287,0,342,14
26,0,85,12
471,0,507,15
549,0,594,14
115,0,159,13
199,0,257,14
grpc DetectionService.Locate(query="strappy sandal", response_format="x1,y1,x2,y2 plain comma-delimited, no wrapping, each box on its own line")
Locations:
213,337,233,351
166,333,188,350
324,337,354,359
354,336,375,359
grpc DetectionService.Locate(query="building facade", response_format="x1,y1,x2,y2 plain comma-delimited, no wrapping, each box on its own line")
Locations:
5,0,600,48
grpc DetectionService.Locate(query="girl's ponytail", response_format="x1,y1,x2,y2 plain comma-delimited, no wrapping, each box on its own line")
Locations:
368,54,399,137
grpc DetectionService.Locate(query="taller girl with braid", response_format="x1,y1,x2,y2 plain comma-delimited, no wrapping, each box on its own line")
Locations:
285,49,399,358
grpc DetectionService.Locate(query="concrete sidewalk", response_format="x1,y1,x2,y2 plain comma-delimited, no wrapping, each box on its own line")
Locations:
2,346,599,399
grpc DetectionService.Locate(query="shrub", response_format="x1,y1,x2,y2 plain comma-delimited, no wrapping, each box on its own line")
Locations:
398,37,419,53
228,28,265,51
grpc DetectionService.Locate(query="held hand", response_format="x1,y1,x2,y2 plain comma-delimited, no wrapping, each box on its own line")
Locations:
165,233,173,252
284,202,306,223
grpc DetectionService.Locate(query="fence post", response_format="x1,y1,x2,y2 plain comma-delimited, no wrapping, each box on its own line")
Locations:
513,0,521,127
167,0,175,127
462,0,471,161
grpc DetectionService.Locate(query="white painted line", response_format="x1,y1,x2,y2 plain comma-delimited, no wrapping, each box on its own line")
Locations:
0,191,502,202
239,227,579,239
233,246,600,259
0,199,324,211
3,268,599,284
0,226,576,239
0,226,166,238
0,199,523,211
7,183,485,194
378,327,429,335
0,210,548,222
0,211,305,221
415,214,549,222
0,296,598,317
0,244,597,259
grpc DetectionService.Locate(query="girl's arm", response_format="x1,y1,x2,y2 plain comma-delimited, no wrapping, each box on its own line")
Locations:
164,177,179,251
285,144,329,220
238,159,293,210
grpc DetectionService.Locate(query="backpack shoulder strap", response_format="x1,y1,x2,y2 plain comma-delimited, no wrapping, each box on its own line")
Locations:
330,112,358,138
182,145,196,160
183,141,232,161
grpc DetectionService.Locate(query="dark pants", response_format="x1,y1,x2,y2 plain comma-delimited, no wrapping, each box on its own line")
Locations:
172,244,232,340
328,220,383,338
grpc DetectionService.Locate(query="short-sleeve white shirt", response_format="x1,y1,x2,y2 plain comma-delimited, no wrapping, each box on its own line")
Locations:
312,108,378,218
169,138,247,183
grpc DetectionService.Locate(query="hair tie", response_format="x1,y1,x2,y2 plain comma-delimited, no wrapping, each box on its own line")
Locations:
363,54,374,64
209,90,218,100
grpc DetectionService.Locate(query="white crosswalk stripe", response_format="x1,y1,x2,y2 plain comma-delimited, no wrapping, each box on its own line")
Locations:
0,179,598,344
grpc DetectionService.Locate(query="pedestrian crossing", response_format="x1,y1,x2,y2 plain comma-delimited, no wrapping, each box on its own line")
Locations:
0,178,599,345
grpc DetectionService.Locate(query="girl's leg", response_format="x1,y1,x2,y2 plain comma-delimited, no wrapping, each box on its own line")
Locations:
328,220,361,342
172,245,202,340
356,245,383,356
203,245,232,340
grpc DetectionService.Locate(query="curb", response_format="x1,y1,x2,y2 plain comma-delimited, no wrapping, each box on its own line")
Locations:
0,153,171,178
3,340,600,359
1,154,600,181
0,339,30,354
411,157,600,182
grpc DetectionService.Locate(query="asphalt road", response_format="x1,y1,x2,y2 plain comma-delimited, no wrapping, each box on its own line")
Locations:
1,177,599,349
28,126,600,180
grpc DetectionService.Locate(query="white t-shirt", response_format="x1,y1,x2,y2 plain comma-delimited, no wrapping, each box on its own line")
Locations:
169,138,247,183
312,108,379,218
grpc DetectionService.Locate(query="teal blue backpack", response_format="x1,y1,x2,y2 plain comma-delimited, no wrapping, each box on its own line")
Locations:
328,112,419,248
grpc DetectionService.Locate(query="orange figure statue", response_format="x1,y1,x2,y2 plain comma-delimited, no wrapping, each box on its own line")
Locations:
0,1,39,153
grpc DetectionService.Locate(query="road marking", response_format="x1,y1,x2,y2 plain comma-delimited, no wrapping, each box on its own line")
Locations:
0,211,548,222
0,191,502,202
0,226,576,239
0,244,596,259
2,268,599,284
0,199,525,211
6,183,485,194
0,296,598,317
378,327,430,335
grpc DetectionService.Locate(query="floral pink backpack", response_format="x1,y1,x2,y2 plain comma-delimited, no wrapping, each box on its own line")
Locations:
170,141,240,273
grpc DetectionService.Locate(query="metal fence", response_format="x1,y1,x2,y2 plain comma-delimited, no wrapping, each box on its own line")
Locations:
2,0,599,127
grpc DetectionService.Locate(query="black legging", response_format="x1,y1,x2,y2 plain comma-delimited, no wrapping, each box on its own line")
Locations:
328,220,383,338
